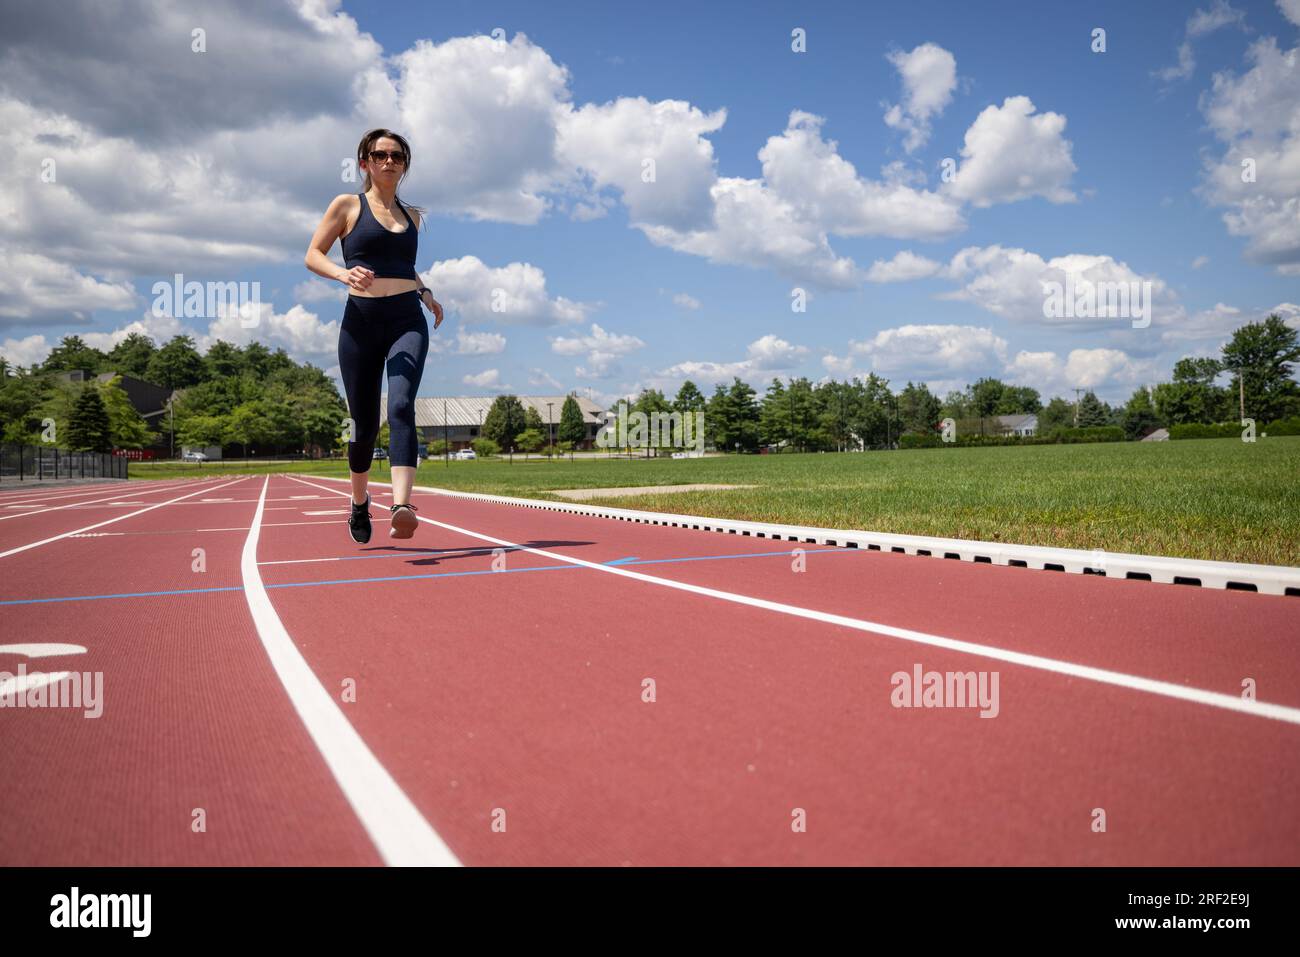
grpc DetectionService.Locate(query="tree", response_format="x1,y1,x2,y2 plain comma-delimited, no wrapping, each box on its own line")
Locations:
1220,314,1300,422
558,394,586,447
725,378,760,451
146,335,204,390
997,385,1042,414
897,382,942,435
41,336,108,376
204,340,244,381
673,380,706,412
96,375,153,449
1120,386,1162,440
471,437,500,458
1038,396,1073,432
759,377,789,447
970,378,1004,435
1076,391,1110,427
516,427,545,458
107,333,157,379
66,387,113,452
482,395,527,451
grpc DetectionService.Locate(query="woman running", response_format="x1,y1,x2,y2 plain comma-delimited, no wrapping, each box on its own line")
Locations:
305,128,444,543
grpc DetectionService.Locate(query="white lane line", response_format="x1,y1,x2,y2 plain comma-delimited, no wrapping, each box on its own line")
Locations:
240,476,459,866
0,476,250,560
0,477,226,524
196,521,340,532
292,474,1300,728
302,510,349,516
0,479,174,506
0,643,87,658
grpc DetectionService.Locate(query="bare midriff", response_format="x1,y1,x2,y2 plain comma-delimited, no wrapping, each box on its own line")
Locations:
351,277,419,298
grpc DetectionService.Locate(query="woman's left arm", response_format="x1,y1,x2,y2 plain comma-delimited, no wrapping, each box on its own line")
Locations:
407,207,445,329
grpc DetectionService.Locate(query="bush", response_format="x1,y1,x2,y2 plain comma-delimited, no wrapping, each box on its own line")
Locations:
1168,422,1240,440
427,439,449,456
471,437,500,458
1264,416,1300,436
897,426,1124,448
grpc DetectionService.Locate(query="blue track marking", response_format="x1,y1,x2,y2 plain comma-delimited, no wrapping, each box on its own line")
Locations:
0,546,848,607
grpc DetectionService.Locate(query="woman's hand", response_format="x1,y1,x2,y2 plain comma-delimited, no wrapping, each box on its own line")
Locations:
342,266,375,292
420,289,445,329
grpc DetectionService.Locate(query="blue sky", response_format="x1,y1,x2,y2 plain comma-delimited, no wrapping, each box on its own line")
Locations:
1,0,1297,405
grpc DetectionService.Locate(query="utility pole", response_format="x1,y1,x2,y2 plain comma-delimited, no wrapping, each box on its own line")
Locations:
444,399,449,467
547,401,554,460
1073,388,1084,427
169,397,175,459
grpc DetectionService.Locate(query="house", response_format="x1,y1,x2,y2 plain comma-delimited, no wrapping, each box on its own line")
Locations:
994,413,1038,437
380,394,607,450
55,370,176,452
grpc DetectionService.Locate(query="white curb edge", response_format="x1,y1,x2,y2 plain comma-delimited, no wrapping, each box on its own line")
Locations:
309,475,1300,597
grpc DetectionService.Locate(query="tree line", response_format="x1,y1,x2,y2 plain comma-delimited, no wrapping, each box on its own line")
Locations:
594,314,1300,451
0,332,346,456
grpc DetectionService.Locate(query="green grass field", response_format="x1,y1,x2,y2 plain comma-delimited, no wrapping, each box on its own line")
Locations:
131,437,1300,566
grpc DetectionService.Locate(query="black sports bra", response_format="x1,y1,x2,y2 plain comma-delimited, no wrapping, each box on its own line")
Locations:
340,192,418,280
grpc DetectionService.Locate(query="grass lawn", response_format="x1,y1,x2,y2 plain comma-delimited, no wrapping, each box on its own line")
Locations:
130,437,1300,566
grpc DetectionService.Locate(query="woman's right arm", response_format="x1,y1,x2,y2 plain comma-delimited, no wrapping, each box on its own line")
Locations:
305,195,374,292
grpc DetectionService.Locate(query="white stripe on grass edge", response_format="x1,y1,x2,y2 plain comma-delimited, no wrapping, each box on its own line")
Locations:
240,476,460,866
0,476,250,559
291,474,1300,728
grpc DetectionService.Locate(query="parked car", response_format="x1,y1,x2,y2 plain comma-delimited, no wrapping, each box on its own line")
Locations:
454,448,476,460
372,448,388,460
182,451,208,462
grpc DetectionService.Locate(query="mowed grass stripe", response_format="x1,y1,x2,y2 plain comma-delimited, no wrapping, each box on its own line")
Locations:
129,437,1300,566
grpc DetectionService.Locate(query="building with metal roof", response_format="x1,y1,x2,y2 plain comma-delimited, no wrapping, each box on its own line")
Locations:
379,394,607,449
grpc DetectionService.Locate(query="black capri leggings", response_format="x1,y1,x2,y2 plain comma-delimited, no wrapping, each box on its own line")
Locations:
338,291,429,472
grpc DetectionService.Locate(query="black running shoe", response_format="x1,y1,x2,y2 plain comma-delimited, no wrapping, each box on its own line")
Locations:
349,492,372,544
390,502,419,540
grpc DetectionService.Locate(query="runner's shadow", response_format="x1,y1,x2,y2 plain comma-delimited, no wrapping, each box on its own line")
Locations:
360,540,595,567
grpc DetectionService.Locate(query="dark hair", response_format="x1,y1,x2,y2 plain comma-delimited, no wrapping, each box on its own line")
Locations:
357,128,425,219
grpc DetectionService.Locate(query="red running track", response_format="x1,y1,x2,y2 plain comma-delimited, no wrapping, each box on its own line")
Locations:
1,472,1298,866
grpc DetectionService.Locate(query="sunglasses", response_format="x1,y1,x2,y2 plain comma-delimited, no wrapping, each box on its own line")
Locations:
367,150,407,166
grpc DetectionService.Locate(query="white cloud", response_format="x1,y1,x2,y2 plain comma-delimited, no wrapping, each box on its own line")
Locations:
672,292,701,310
0,333,53,368
462,368,502,388
421,256,594,326
557,96,725,232
944,96,1077,207
293,279,348,304
527,367,564,390
0,249,138,325
1191,255,1211,269
1199,36,1300,272
882,43,958,152
865,250,943,283
550,322,645,378
1155,2,1247,85
1281,0,1300,27
1005,347,1156,397
652,334,808,388
844,324,1008,379
451,329,507,355
943,245,1178,328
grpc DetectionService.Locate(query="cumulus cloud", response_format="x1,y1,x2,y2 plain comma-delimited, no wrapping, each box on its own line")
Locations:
840,324,1008,379
1199,36,1300,272
882,43,958,152
1281,0,1300,27
672,292,701,310
652,334,808,389
942,245,1178,328
550,322,645,378
421,256,594,326
0,249,137,325
944,96,1077,207
293,279,348,304
462,368,503,388
865,250,943,283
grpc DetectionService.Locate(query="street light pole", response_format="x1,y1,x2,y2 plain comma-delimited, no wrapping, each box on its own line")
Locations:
547,401,554,460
